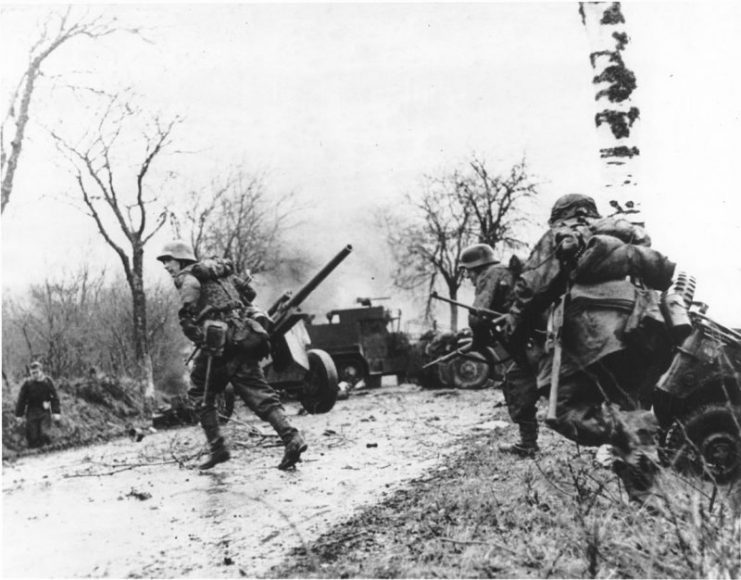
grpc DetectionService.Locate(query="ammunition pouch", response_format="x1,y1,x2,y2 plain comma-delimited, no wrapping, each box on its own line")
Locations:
228,315,271,359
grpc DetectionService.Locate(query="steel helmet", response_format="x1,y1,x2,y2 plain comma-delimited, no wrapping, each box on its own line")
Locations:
156,240,196,263
459,243,499,270
549,194,600,224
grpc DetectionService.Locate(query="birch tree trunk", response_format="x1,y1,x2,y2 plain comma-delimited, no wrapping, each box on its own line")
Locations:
579,2,642,214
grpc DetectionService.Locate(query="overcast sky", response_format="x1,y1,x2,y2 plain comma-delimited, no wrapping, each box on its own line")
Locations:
1,2,740,328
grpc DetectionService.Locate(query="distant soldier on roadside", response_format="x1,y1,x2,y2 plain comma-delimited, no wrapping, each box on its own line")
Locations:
502,193,677,503
459,243,543,457
157,240,307,471
15,361,61,448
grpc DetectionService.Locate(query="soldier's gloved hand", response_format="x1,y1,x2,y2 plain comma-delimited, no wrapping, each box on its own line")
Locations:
455,328,473,349
181,319,204,345
555,232,583,266
501,313,519,340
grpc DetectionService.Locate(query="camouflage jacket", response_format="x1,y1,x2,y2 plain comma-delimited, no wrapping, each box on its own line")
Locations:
507,215,675,385
174,258,259,344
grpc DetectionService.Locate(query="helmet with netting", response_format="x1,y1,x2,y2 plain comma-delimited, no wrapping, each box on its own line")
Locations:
549,194,600,224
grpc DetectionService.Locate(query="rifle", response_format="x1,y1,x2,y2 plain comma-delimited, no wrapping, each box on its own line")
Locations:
423,342,473,369
430,292,508,324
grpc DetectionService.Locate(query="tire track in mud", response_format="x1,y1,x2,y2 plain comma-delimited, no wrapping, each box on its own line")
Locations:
2,384,507,578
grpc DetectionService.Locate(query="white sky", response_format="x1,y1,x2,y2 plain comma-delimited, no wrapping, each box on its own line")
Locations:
1,2,740,328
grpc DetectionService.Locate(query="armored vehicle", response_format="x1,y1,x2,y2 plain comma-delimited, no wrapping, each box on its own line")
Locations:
304,298,412,389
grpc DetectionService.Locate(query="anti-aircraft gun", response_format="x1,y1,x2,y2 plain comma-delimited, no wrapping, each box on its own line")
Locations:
262,244,353,413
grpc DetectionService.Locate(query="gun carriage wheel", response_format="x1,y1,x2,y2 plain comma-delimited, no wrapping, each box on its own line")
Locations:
299,349,339,414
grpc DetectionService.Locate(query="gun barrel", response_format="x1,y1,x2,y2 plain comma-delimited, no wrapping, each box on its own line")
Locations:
286,244,353,309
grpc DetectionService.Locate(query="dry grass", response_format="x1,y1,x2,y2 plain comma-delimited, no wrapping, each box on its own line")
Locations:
270,430,741,579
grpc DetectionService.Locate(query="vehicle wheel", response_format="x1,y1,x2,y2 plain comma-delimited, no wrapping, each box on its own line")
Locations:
449,351,491,390
216,384,235,424
661,404,741,484
300,349,339,414
336,357,366,388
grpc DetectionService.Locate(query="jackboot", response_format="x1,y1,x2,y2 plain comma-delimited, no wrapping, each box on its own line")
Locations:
498,421,539,457
199,437,231,470
198,407,231,470
266,408,308,470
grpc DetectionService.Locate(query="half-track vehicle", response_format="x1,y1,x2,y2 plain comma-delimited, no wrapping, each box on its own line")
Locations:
304,298,412,389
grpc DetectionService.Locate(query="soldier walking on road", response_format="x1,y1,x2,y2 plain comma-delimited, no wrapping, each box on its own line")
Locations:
15,361,61,448
502,194,678,502
158,240,307,471
460,244,542,457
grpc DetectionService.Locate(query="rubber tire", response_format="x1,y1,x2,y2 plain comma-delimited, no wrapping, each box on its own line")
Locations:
448,351,491,390
661,404,741,484
216,384,235,424
300,349,339,414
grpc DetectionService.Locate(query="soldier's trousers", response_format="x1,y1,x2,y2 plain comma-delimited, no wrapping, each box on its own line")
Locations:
502,362,539,424
548,349,655,449
188,350,284,443
25,409,52,448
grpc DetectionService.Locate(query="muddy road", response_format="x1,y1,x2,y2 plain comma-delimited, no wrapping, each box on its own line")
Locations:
2,383,508,578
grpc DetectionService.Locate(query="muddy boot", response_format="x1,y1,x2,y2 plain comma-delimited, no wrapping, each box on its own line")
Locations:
198,408,231,470
498,421,539,457
199,437,231,470
266,408,308,470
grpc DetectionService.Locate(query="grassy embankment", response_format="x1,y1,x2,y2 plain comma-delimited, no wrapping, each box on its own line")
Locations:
2,376,147,460
272,428,741,579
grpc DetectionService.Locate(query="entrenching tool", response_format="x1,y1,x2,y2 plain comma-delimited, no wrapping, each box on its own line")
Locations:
201,320,228,406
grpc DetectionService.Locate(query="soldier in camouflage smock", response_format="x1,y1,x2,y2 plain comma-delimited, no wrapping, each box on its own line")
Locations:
503,194,678,502
158,241,307,471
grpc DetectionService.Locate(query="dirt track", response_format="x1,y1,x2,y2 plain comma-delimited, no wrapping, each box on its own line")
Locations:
2,383,509,578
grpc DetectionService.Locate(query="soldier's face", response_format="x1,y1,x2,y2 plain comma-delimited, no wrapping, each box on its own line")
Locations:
30,368,42,379
162,258,182,278
464,268,479,284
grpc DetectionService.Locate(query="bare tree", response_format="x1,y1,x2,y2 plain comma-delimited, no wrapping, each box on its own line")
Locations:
1,7,137,214
385,175,472,331
455,157,536,250
2,265,106,377
169,168,309,277
385,157,537,330
51,97,179,408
